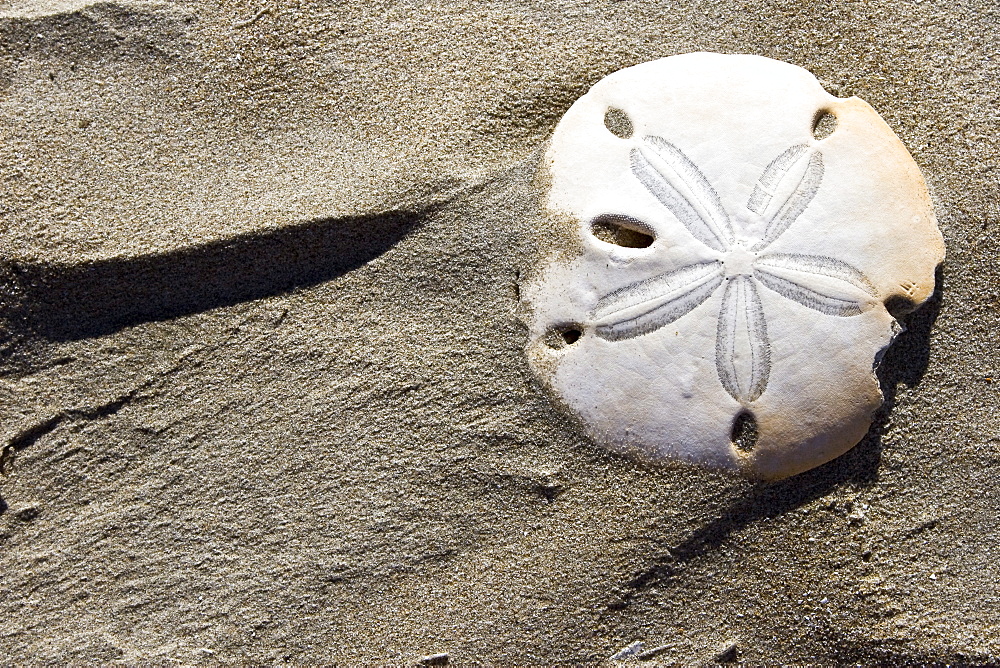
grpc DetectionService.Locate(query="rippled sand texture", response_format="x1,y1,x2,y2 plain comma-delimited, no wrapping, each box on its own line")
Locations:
0,0,998,663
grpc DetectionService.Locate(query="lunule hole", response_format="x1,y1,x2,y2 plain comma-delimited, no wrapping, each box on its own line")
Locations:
604,107,633,139
731,411,759,452
812,110,837,140
884,294,918,319
561,328,582,345
545,325,583,349
591,214,654,248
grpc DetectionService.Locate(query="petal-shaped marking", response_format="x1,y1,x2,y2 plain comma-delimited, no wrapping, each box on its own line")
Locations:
756,253,877,295
716,276,770,403
747,145,807,215
748,145,824,251
593,261,724,341
631,137,733,252
753,253,877,316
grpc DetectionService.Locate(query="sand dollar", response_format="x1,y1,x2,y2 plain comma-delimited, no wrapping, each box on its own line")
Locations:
524,52,945,480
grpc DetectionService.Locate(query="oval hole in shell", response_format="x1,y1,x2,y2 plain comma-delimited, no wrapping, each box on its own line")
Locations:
731,410,759,452
591,214,655,248
604,107,633,139
812,109,837,140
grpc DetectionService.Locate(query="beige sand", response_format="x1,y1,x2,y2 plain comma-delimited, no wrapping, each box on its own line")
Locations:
0,0,997,663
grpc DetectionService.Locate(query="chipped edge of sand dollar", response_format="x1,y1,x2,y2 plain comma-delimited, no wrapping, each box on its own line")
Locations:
523,52,945,480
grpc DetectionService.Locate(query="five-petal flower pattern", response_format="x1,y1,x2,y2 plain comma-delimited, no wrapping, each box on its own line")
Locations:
590,136,879,403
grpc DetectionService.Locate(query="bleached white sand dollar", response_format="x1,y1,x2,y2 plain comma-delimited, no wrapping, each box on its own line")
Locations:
524,53,945,480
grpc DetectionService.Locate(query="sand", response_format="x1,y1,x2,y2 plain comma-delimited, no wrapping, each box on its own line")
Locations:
0,0,997,663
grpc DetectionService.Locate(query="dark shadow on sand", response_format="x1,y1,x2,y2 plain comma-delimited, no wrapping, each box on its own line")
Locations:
0,208,427,372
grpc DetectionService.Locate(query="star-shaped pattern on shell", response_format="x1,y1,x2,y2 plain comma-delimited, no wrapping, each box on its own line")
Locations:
525,53,945,480
590,136,879,403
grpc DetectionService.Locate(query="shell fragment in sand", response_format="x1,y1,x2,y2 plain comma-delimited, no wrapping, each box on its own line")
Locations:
524,53,944,480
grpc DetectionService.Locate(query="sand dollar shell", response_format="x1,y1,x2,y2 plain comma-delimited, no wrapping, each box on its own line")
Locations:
524,53,945,480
